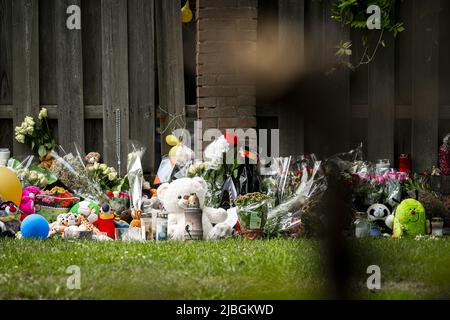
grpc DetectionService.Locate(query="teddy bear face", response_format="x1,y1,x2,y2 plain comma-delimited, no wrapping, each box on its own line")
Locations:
157,177,207,214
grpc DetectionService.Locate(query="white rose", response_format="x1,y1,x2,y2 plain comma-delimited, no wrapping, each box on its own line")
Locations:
108,172,118,181
99,164,107,171
16,134,26,144
93,162,100,170
38,108,48,120
25,116,35,127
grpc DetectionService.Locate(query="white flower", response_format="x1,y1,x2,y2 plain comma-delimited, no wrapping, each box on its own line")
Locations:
93,162,100,170
108,172,118,181
29,172,38,181
16,134,26,144
24,116,35,127
38,108,48,120
99,164,108,172
204,135,229,164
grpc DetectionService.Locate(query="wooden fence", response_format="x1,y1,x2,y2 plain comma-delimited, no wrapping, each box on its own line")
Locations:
257,0,449,173
0,0,187,173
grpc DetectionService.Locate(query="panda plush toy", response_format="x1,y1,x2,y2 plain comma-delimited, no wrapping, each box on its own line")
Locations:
366,203,393,237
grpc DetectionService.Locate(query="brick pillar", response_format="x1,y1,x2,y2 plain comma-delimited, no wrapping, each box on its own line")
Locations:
196,0,258,131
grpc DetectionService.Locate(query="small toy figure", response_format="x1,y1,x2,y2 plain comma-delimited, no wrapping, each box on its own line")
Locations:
19,186,41,221
0,201,21,237
392,198,428,238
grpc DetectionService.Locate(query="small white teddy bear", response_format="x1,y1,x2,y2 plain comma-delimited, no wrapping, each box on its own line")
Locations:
157,177,232,241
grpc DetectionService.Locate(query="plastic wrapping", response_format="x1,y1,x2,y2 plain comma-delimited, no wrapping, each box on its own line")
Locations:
265,159,327,236
7,156,57,189
49,145,104,202
127,141,146,212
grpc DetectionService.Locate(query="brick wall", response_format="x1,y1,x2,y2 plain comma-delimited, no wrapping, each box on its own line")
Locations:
196,0,258,131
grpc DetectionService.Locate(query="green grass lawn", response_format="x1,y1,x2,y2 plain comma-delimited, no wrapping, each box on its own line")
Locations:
0,238,449,300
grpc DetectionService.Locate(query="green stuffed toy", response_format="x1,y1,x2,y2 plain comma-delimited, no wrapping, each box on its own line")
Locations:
392,198,428,238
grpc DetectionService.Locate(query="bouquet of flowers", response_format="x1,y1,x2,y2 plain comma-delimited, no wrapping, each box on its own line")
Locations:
14,108,56,164
50,147,104,202
7,156,57,189
353,169,408,208
265,159,327,237
36,186,80,222
106,191,130,214
188,133,241,208
86,162,121,192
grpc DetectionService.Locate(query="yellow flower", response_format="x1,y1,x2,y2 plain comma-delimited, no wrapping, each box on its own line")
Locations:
38,108,48,120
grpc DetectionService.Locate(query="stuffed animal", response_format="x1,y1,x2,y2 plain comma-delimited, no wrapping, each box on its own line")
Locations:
0,201,21,237
157,177,232,240
19,186,41,221
129,209,142,229
367,203,393,236
92,203,129,239
70,200,100,224
392,198,428,238
85,152,101,169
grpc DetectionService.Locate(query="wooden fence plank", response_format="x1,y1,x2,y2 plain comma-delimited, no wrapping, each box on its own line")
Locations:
55,0,85,153
0,0,12,105
155,0,186,156
412,0,440,172
82,0,102,106
39,0,57,105
128,0,155,173
101,0,129,174
278,0,304,157
368,34,395,163
323,1,350,156
12,0,40,156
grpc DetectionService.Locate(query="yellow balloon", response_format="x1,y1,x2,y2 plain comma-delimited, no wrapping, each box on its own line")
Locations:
166,134,180,147
0,167,23,206
169,145,179,157
181,0,193,23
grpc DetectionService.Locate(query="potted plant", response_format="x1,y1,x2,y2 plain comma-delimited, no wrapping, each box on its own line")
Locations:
236,192,269,239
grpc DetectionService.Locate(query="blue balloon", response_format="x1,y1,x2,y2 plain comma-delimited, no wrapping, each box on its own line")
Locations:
21,214,50,240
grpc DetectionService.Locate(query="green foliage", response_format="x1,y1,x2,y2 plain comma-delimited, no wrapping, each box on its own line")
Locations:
331,0,405,69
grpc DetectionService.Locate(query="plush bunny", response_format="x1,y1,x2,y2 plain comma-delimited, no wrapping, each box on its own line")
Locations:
157,177,232,241
129,209,142,229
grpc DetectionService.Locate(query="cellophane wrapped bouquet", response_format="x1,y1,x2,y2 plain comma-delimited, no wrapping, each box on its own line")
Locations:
264,155,327,238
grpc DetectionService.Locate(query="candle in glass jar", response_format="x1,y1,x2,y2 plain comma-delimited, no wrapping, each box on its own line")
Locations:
0,148,10,166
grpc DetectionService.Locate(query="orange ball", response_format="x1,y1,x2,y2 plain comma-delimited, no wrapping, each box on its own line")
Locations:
0,167,23,206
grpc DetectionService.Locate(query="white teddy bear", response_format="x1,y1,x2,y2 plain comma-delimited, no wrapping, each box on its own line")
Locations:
157,177,232,240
